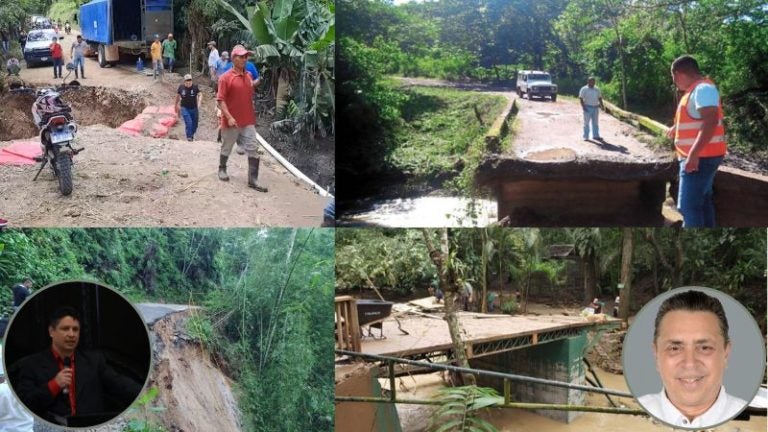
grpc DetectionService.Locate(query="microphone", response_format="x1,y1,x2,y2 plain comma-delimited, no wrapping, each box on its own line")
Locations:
62,358,70,395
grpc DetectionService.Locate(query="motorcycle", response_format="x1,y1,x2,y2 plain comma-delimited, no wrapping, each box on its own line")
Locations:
31,63,83,195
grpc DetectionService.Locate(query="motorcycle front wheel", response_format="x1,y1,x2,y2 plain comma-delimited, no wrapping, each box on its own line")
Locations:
56,157,73,195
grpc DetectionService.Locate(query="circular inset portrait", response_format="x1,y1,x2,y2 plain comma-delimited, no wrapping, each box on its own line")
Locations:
623,286,765,430
2,280,151,428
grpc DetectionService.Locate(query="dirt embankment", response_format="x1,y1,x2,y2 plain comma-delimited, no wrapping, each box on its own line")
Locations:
148,311,241,432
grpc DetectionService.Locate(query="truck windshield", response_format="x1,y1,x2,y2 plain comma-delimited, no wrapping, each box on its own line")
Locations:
28,31,53,41
528,74,551,81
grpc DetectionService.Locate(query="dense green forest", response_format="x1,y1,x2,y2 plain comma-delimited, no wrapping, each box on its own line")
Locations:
0,228,334,431
336,228,766,324
338,0,768,200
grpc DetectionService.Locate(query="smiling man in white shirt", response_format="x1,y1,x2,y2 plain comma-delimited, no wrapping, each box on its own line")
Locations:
637,290,747,429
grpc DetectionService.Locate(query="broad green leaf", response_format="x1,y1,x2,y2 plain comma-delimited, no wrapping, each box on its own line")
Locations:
251,2,273,44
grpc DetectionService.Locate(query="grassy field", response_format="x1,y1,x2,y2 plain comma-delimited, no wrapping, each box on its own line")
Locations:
388,85,508,191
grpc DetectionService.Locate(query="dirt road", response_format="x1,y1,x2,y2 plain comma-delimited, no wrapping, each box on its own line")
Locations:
0,126,326,227
1,31,329,227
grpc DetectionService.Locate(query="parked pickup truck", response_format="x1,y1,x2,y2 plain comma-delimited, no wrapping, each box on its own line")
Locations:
79,0,173,67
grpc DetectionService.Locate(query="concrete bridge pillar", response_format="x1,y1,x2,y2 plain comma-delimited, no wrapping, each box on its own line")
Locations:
471,333,588,423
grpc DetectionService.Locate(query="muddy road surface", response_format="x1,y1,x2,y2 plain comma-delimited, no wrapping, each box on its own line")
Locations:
0,126,326,227
1,31,330,227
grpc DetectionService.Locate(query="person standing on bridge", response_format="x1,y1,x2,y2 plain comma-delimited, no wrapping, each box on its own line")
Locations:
150,34,163,81
666,55,726,228
579,77,605,141
162,33,176,74
70,35,87,79
216,44,268,192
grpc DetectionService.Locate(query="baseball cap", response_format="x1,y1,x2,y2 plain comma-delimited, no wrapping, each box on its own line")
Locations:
183,74,192,80
207,41,216,46
231,44,253,57
220,51,229,58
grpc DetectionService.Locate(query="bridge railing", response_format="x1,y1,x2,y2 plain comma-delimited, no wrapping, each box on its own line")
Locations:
336,349,647,415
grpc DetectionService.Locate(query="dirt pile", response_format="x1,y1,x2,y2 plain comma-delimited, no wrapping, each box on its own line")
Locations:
148,311,242,432
0,86,146,141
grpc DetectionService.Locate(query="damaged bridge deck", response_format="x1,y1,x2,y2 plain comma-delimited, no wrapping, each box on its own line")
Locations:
476,96,676,226
362,313,620,361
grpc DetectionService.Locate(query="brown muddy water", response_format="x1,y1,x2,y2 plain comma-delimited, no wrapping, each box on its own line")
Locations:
382,368,766,432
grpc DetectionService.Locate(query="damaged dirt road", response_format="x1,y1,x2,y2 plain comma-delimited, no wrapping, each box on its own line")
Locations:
511,96,665,163
136,304,242,432
0,32,329,227
0,126,325,227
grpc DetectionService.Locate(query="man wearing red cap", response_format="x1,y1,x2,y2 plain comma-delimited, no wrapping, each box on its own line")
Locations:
216,44,267,192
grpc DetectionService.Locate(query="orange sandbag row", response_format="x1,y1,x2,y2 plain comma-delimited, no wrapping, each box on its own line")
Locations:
118,106,177,138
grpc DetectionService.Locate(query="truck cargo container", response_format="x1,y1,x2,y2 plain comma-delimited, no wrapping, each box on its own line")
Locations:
79,0,173,67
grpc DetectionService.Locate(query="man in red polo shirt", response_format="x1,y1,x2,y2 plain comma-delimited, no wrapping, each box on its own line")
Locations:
216,44,267,192
50,36,63,79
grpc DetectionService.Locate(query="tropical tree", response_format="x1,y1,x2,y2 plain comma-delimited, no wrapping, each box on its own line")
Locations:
214,0,335,138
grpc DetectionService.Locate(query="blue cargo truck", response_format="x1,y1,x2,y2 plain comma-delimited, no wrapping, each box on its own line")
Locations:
79,0,173,67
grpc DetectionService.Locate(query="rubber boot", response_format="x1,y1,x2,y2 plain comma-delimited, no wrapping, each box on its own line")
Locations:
247,157,267,192
218,155,229,181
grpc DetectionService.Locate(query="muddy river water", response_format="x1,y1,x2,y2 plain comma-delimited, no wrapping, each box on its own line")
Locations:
383,368,766,432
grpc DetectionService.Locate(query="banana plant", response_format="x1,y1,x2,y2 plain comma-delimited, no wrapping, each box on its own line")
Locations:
213,0,335,138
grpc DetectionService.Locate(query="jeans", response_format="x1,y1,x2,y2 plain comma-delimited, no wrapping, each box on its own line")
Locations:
52,58,62,78
1,40,8,55
153,59,163,79
677,156,723,227
165,57,174,73
583,105,600,139
73,54,85,77
180,107,198,139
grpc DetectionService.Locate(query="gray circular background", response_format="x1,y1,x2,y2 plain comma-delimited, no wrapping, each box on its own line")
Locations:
623,286,765,404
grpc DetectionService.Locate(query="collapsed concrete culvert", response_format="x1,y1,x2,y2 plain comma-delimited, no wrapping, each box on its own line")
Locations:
0,86,147,141
144,309,242,432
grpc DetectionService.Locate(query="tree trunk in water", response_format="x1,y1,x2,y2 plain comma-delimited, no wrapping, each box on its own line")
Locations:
619,228,634,321
421,228,476,386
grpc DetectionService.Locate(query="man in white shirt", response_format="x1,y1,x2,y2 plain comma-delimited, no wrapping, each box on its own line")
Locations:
0,344,34,431
637,290,748,429
578,78,605,141
207,41,220,86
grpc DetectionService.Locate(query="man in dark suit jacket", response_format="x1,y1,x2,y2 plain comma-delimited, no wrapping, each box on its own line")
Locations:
14,306,143,426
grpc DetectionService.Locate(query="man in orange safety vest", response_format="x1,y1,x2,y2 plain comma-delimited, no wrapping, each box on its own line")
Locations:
666,55,726,227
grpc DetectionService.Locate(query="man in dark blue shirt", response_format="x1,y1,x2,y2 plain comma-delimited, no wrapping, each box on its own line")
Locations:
11,279,33,310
